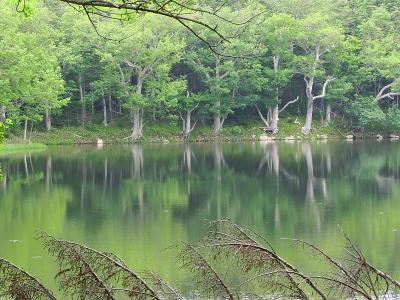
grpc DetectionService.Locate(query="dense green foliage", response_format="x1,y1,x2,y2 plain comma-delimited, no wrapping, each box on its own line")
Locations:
1,0,400,140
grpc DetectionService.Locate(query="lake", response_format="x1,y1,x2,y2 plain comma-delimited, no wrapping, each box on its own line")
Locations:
0,141,399,294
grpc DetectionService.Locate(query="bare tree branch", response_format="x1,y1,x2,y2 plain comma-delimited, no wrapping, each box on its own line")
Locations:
255,104,269,127
279,96,299,113
39,232,160,300
180,243,235,300
147,272,185,300
0,258,56,300
313,78,335,101
199,219,328,300
374,83,400,102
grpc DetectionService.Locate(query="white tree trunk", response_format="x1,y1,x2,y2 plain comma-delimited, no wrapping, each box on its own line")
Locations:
78,71,86,127
269,105,279,134
213,99,222,135
45,109,51,131
102,94,107,126
131,77,143,140
131,108,142,140
325,104,331,124
108,95,113,119
302,77,315,134
214,116,222,135
303,98,314,134
182,111,193,138
23,119,28,141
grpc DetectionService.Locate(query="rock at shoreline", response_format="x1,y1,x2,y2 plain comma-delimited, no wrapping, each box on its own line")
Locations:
389,134,399,140
346,135,354,140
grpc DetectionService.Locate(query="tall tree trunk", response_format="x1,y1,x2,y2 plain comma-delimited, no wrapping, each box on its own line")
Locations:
303,98,314,134
23,118,28,141
102,91,107,126
131,108,142,140
325,104,331,125
213,101,222,135
91,98,94,123
78,71,86,127
108,94,113,120
269,105,279,134
185,110,192,137
214,113,221,135
182,110,194,138
270,56,280,133
29,122,33,141
213,56,223,135
267,106,272,124
302,77,315,134
131,77,144,140
45,109,51,131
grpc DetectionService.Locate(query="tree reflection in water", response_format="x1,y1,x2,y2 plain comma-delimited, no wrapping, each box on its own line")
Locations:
0,141,400,291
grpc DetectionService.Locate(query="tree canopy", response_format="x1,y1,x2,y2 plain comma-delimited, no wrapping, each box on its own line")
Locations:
2,0,400,139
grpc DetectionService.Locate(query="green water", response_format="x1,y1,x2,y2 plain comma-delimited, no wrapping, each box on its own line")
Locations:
0,141,399,293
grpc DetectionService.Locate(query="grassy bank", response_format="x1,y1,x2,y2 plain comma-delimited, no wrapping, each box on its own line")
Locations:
0,143,47,153
5,118,347,145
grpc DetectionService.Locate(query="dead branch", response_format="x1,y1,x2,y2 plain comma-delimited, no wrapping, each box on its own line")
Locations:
0,258,56,300
199,219,327,300
374,83,400,102
146,272,185,300
180,243,236,299
283,229,400,300
39,232,160,300
279,96,300,113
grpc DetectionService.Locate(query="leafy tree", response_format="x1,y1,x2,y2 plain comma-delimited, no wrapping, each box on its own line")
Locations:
100,16,185,140
359,7,400,103
295,13,344,134
247,13,299,133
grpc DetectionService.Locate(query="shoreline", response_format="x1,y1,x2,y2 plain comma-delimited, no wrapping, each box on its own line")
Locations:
4,121,397,146
4,133,398,146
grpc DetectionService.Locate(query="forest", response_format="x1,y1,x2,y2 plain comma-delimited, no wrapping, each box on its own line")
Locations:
1,0,400,142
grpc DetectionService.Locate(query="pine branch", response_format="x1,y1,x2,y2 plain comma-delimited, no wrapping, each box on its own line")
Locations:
147,272,185,300
0,258,56,300
180,243,235,300
39,232,160,300
200,219,327,300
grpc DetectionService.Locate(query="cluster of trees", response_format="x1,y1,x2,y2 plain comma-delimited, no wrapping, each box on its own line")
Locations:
1,0,400,139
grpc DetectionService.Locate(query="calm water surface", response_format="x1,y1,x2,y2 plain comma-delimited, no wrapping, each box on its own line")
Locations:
0,141,399,293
